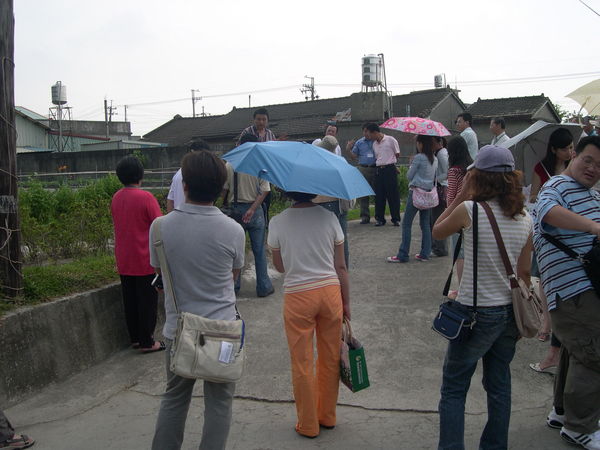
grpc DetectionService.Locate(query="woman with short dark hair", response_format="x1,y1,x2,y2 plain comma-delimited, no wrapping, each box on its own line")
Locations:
267,191,350,438
111,155,163,353
150,150,245,450
433,145,533,449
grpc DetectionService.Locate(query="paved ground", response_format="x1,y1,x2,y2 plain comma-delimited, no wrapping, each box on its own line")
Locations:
6,215,569,449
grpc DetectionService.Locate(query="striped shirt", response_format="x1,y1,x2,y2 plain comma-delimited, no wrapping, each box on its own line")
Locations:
458,201,532,307
447,166,466,205
237,125,276,144
532,174,600,310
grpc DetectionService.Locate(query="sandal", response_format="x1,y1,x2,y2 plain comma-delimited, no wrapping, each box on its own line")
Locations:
537,332,551,342
140,341,166,353
529,362,556,374
0,434,35,449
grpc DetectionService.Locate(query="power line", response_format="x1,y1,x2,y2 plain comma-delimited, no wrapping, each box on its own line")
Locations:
578,0,600,17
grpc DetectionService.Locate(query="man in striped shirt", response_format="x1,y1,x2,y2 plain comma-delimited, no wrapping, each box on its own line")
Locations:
237,107,276,144
533,135,600,448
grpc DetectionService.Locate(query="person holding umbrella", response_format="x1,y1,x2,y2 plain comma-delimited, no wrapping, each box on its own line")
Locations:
267,190,350,439
387,135,438,262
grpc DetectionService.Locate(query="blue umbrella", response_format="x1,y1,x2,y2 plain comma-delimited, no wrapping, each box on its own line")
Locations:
222,141,375,200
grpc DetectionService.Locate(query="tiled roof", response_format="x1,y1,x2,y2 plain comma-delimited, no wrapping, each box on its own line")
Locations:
467,95,559,120
391,88,464,117
142,89,461,146
143,97,351,145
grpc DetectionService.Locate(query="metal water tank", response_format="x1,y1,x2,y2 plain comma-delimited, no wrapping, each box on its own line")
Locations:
434,75,444,88
51,82,67,105
362,54,383,87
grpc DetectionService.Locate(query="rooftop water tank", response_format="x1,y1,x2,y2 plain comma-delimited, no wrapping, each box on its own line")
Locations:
51,82,67,105
362,54,383,87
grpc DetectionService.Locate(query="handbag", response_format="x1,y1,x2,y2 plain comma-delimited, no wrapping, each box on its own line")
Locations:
412,166,439,210
151,217,246,382
432,203,479,341
412,185,439,210
542,234,600,298
340,318,370,393
479,201,544,338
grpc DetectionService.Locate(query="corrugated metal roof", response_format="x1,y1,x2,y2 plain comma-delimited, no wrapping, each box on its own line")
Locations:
15,106,48,121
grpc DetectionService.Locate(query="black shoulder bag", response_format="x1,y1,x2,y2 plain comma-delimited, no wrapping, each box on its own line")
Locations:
432,202,478,341
542,233,600,297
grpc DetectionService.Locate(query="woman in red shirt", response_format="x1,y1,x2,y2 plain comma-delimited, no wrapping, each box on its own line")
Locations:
111,156,164,353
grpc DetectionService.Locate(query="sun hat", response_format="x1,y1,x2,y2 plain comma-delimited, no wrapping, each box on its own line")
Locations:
467,145,515,172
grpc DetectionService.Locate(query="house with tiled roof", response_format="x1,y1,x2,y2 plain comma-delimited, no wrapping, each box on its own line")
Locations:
467,95,561,145
143,87,466,158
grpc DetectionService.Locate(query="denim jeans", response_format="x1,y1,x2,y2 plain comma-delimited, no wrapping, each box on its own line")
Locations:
231,203,273,296
317,201,349,268
438,304,519,450
397,190,432,261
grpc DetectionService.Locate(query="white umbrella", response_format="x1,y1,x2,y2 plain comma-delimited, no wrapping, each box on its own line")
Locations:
566,78,600,115
503,121,585,185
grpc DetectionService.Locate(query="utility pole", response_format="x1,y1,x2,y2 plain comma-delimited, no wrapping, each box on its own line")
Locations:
108,100,117,123
0,0,22,299
300,76,318,101
123,105,127,122
191,89,201,118
104,98,109,138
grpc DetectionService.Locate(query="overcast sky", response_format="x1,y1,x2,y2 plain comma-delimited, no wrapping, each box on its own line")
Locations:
13,0,600,137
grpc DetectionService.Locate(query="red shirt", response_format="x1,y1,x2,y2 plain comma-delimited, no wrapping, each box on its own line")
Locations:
111,187,162,275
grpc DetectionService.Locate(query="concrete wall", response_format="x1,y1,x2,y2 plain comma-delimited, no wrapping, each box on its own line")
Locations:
17,144,231,175
0,284,130,404
472,119,534,146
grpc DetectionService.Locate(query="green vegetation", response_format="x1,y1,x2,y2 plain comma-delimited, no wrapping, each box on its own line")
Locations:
0,254,118,316
3,167,409,315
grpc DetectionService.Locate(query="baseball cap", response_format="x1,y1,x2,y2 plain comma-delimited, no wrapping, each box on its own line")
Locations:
467,145,515,172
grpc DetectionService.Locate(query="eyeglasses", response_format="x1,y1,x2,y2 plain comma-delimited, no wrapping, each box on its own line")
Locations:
579,156,600,171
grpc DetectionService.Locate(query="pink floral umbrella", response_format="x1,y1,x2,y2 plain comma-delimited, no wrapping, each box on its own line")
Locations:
380,117,451,136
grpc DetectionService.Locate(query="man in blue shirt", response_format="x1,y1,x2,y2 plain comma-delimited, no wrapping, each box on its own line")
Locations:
347,124,376,224
533,135,600,448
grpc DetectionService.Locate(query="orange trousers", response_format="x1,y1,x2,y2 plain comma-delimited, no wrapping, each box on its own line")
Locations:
283,283,343,437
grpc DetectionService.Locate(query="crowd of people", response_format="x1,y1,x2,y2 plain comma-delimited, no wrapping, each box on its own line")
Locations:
3,108,592,450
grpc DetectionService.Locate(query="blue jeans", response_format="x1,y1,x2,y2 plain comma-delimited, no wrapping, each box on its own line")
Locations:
397,190,432,261
232,203,273,296
438,304,519,450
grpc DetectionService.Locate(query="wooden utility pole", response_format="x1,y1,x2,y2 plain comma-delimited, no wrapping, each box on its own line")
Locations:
0,0,22,299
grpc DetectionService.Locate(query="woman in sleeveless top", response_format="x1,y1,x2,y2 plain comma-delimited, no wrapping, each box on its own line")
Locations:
433,145,533,450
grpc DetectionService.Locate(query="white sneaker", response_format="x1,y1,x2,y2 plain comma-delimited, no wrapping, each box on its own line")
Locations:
547,407,565,429
561,427,600,449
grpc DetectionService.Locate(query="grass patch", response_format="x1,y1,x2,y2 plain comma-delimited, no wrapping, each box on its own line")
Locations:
0,254,118,317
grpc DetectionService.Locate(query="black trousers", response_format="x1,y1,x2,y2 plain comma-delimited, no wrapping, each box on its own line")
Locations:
374,165,400,223
120,274,158,348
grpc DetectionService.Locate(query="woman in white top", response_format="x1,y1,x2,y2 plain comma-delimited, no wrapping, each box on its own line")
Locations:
268,191,350,439
432,145,533,450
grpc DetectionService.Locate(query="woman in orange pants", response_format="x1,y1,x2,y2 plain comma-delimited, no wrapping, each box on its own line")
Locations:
268,191,351,438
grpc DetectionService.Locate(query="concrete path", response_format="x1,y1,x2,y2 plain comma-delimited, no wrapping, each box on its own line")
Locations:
6,216,568,449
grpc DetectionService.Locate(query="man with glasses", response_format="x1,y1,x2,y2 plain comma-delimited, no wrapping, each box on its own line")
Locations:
533,136,600,449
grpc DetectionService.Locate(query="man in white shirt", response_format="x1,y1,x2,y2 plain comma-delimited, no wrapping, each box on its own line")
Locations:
312,124,342,156
456,112,478,160
166,140,210,212
490,117,510,147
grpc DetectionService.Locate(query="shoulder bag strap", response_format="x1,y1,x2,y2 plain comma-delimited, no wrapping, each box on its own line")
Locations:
442,232,463,296
473,202,478,312
151,216,180,314
542,233,581,260
479,201,519,289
